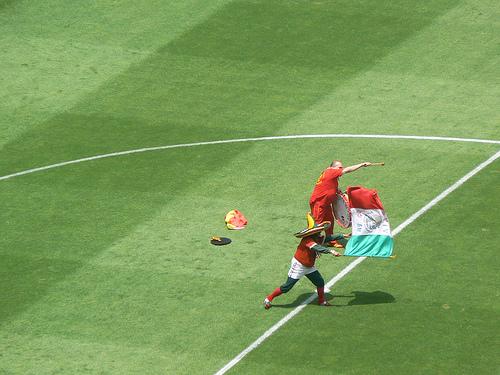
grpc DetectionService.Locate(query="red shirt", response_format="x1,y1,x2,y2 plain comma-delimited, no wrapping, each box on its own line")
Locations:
309,167,343,206
294,236,322,267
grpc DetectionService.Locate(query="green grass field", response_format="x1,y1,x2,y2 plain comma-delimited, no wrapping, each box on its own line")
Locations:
1,0,499,374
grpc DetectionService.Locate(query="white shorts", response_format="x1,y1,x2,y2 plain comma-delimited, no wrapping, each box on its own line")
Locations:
287,257,317,280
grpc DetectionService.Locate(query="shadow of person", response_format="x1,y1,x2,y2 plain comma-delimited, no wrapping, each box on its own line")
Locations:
271,293,315,308
334,291,395,306
270,291,395,309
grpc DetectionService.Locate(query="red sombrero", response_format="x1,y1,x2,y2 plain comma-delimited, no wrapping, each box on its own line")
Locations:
294,213,331,238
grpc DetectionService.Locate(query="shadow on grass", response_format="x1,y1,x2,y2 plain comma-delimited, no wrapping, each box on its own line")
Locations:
270,292,316,308
271,290,395,308
333,290,396,307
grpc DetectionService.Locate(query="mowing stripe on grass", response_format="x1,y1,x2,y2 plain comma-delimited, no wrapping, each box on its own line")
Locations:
213,150,500,375
0,134,498,182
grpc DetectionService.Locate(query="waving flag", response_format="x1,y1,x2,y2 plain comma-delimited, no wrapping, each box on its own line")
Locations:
344,186,393,258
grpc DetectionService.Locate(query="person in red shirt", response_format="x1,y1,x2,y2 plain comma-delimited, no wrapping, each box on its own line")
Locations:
263,214,348,309
309,160,376,237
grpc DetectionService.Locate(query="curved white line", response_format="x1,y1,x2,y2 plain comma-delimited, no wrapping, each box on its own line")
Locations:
1,134,498,182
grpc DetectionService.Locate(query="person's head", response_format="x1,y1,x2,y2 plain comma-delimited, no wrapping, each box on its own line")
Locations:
330,160,343,168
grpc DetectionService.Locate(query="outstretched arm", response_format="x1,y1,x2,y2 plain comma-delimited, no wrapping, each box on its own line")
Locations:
311,244,341,257
342,162,373,174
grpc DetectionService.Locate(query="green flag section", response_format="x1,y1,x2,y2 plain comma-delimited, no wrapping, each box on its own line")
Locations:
344,186,394,258
345,234,393,257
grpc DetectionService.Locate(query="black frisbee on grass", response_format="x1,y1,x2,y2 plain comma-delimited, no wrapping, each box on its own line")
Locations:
210,236,232,246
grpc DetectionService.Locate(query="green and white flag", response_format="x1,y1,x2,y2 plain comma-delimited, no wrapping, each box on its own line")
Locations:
344,186,393,258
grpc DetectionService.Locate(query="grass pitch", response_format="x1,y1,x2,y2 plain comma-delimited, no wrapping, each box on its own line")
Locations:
0,0,499,374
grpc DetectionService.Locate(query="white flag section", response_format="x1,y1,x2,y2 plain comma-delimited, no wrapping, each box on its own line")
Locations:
345,186,393,258
351,208,392,236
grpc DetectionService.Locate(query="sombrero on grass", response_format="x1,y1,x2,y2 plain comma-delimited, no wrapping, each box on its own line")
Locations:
210,236,232,246
294,212,331,238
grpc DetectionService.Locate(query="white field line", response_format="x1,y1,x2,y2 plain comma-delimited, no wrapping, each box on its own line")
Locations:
0,134,499,182
213,150,500,375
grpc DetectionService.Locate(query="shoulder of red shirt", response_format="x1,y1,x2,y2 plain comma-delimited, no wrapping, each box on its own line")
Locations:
326,166,343,176
301,237,319,248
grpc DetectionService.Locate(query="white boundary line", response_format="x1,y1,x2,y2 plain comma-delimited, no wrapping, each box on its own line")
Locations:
214,150,500,375
0,134,499,182
0,133,498,371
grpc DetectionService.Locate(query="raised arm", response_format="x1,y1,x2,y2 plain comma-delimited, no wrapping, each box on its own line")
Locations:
342,162,373,174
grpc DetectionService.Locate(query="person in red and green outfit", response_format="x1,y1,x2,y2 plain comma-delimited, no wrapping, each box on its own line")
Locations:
263,214,349,309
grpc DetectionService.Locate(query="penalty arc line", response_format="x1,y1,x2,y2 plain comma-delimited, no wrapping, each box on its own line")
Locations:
0,134,499,182
213,149,500,375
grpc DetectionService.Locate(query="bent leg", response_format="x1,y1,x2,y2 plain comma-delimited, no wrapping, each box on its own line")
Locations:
280,277,299,294
305,271,327,304
310,203,335,236
305,270,325,288
266,277,299,303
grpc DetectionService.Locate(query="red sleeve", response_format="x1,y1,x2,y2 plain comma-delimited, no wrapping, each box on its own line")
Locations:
326,167,343,180
303,237,318,248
